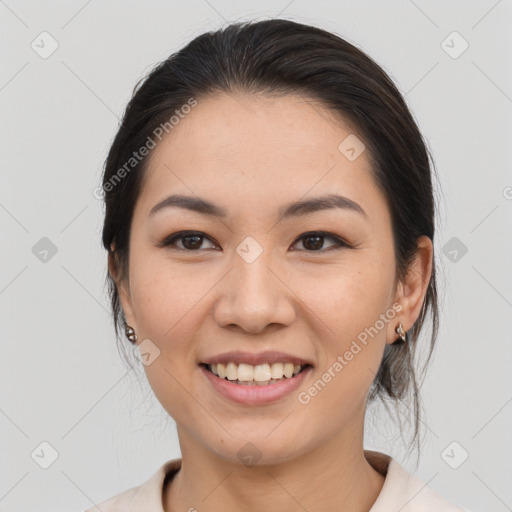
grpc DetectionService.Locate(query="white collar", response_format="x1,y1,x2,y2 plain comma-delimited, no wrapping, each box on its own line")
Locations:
88,450,465,511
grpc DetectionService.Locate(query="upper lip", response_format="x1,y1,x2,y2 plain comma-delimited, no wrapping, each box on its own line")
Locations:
201,350,313,367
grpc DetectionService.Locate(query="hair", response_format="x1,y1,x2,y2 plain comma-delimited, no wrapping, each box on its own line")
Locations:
101,18,440,460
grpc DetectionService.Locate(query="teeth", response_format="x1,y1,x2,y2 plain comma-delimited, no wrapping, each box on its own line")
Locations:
237,363,254,381
283,363,294,378
253,363,271,381
208,362,305,382
226,362,238,381
217,363,227,379
271,362,284,379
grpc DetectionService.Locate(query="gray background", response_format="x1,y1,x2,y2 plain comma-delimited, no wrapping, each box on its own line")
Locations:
1,1,511,511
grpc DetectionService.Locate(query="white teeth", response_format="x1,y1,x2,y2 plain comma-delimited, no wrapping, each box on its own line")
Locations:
283,363,293,378
253,364,272,381
237,363,254,381
271,362,284,379
217,363,227,379
207,361,306,382
226,362,238,381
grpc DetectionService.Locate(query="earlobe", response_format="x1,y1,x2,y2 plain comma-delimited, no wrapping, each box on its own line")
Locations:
387,236,433,344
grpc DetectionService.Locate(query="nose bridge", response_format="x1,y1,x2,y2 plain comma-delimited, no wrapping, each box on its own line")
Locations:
214,240,294,332
236,247,275,296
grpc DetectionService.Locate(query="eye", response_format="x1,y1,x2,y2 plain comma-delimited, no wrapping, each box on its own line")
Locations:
158,231,218,251
291,231,349,252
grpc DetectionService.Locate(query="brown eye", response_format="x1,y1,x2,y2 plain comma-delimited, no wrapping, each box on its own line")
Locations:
159,231,217,251
292,231,349,252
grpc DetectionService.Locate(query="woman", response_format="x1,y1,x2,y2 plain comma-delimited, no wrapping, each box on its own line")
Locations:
87,19,465,511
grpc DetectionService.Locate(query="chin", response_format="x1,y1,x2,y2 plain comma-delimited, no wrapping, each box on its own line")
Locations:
203,428,311,467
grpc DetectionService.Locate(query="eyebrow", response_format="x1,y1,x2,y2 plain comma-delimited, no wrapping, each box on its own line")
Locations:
148,193,367,221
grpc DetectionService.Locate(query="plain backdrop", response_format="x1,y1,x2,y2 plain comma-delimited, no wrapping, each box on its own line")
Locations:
1,1,511,511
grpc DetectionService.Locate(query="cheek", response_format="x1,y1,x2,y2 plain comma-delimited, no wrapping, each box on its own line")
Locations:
128,259,207,419
295,259,393,341
293,260,392,389
129,252,206,340
294,271,390,431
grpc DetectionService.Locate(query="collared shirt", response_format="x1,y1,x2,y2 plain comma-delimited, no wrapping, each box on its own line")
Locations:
83,450,466,511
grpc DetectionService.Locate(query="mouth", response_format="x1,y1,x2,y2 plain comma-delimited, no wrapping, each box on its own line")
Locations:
200,362,313,386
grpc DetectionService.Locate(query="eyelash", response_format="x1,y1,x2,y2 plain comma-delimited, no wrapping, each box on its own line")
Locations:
157,230,350,253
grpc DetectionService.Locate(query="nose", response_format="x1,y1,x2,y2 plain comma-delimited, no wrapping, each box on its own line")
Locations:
213,251,296,334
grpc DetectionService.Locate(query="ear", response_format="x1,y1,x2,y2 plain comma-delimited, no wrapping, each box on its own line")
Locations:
108,246,137,329
387,235,433,344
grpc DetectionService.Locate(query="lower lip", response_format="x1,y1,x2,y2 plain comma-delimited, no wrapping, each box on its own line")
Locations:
200,364,312,405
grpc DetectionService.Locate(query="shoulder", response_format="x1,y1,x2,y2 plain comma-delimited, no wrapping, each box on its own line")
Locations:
83,486,138,512
82,458,182,512
365,450,467,512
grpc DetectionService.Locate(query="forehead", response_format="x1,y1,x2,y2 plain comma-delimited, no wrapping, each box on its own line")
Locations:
136,92,388,224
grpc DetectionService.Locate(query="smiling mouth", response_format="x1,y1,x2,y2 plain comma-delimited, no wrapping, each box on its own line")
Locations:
201,362,312,386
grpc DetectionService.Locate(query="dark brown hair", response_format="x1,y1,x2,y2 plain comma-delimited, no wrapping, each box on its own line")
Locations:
101,19,440,459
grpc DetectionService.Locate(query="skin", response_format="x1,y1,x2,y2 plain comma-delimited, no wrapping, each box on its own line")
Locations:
111,91,433,512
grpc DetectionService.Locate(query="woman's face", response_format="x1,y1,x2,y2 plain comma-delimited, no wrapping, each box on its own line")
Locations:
116,92,420,464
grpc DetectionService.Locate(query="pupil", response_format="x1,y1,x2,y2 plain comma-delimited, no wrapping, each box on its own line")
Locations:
183,235,202,250
304,236,323,250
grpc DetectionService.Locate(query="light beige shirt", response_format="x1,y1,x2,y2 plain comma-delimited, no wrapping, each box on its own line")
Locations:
84,450,466,511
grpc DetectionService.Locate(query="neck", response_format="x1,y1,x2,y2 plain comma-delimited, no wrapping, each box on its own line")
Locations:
164,429,386,512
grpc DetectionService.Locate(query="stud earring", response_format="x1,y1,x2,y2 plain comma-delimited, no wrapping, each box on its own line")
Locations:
125,323,137,343
393,322,407,344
